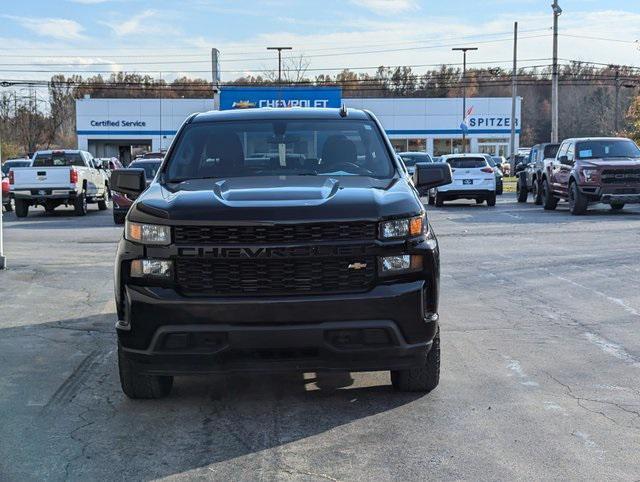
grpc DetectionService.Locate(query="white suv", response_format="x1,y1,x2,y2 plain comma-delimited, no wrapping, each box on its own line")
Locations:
434,154,497,206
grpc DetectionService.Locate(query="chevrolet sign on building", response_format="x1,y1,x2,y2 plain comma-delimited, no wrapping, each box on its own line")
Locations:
220,86,342,110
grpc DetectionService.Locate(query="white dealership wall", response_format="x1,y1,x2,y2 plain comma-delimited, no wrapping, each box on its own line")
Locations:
76,98,216,155
344,97,521,156
76,96,520,158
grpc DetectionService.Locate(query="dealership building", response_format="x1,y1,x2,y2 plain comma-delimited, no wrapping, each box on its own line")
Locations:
76,87,520,163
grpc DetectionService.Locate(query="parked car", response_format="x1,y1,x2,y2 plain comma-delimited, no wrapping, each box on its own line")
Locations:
112,158,162,224
434,154,497,206
517,143,560,204
1,158,32,176
482,154,504,195
540,137,640,215
2,176,11,211
9,150,110,217
492,156,510,176
135,151,165,161
513,148,531,176
398,152,435,200
110,107,452,399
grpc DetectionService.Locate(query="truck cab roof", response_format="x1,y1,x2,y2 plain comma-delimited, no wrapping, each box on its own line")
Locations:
190,107,370,123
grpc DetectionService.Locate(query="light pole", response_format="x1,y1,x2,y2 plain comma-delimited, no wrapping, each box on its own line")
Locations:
266,46,292,84
452,47,478,153
0,81,8,270
551,0,562,143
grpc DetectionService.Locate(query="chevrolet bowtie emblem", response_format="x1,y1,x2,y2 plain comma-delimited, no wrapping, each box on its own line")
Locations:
348,262,368,270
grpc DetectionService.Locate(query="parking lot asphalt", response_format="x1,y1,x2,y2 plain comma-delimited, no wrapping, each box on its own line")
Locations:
1,195,640,481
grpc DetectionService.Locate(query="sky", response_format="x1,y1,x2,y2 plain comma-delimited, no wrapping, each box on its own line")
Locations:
0,0,639,85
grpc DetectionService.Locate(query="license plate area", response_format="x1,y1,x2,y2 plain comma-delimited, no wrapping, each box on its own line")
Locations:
463,179,473,185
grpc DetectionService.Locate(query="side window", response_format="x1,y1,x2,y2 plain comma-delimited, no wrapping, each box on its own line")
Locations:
530,148,537,163
556,143,568,160
566,143,575,163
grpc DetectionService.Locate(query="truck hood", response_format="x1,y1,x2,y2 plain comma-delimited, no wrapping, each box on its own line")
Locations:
580,158,640,169
131,176,422,223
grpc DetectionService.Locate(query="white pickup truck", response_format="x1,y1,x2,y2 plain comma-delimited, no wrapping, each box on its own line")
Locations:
9,150,110,217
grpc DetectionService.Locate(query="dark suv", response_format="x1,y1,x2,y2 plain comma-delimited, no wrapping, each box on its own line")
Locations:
111,107,452,399
517,143,560,204
540,137,640,214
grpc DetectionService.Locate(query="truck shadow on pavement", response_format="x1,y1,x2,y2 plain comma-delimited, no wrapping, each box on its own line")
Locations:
3,313,426,480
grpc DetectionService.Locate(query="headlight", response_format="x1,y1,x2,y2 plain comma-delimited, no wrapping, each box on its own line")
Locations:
581,169,598,182
379,215,424,239
379,255,423,276
130,259,173,278
125,221,171,245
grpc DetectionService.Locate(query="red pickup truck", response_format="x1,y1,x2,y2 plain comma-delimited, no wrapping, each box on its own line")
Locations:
541,137,640,215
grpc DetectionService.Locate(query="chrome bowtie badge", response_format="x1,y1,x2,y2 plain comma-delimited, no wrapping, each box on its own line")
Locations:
348,262,368,270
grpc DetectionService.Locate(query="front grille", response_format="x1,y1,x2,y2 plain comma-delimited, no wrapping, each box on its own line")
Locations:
601,169,640,184
174,222,377,245
175,256,376,296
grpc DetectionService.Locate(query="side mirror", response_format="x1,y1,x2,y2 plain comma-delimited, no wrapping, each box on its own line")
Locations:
111,169,146,198
414,162,452,189
558,155,571,165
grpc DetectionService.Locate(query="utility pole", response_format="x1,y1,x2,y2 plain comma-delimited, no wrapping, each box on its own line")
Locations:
509,22,518,165
551,0,562,142
0,81,9,270
614,68,620,132
267,46,292,84
452,47,478,153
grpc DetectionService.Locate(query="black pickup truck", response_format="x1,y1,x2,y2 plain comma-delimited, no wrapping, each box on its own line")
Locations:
111,107,452,399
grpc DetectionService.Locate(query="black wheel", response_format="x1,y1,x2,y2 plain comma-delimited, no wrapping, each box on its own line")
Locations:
610,202,625,211
568,182,588,215
486,192,496,207
14,199,29,218
497,186,503,196
118,344,173,399
435,193,444,207
98,186,111,211
428,194,435,206
542,179,558,211
475,199,483,204
532,179,543,205
113,212,126,225
3,201,12,212
391,328,440,393
516,175,528,203
74,190,88,216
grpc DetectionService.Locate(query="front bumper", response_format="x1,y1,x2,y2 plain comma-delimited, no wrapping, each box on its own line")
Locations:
579,185,640,204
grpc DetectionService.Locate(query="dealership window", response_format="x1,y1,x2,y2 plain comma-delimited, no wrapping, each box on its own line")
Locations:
434,138,470,156
478,138,509,157
390,139,408,152
408,139,426,152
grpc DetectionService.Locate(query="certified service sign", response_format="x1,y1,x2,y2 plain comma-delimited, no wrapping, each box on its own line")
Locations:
220,86,342,110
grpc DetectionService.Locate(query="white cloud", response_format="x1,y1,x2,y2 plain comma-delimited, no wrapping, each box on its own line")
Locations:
3,15,85,40
100,9,176,37
349,0,419,15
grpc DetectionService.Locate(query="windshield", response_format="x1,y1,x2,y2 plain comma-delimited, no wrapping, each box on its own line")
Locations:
33,153,84,167
400,154,432,166
575,139,640,160
2,160,31,175
130,161,162,180
485,157,497,167
165,119,395,181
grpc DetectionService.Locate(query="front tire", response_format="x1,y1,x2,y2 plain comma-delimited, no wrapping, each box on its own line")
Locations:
98,186,110,211
74,190,88,216
516,175,528,203
3,201,12,212
542,179,558,211
118,344,173,399
568,182,588,215
113,212,126,225
435,193,444,207
14,199,29,218
391,328,440,393
532,179,543,205
610,202,625,211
